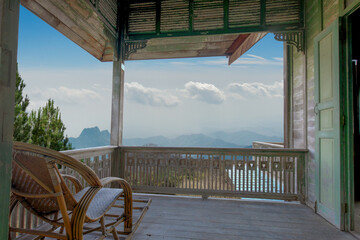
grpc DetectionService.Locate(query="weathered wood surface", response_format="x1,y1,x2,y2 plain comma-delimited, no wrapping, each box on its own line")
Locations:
42,194,356,240
0,0,20,238
252,141,284,149
21,0,115,61
120,146,307,201
289,0,340,208
130,195,356,240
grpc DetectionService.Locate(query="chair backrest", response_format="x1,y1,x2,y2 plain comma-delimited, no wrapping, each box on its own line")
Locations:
12,142,102,215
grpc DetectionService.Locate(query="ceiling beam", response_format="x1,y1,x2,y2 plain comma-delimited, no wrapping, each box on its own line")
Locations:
227,32,267,65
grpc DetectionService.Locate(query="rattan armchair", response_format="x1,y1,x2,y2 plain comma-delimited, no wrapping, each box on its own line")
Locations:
9,142,150,240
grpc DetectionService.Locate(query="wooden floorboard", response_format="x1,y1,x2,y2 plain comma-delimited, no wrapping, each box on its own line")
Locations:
39,194,356,240
130,195,356,240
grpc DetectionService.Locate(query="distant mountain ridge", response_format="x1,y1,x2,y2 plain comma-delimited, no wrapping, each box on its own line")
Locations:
69,126,283,149
69,127,110,149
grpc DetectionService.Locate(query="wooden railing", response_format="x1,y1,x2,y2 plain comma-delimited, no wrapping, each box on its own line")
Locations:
118,147,308,202
9,145,308,239
252,141,284,149
9,146,116,239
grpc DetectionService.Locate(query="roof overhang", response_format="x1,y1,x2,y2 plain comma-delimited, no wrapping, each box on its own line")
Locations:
21,0,303,64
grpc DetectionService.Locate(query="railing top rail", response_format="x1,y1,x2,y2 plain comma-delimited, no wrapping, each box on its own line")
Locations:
61,145,117,158
119,146,308,155
252,141,284,148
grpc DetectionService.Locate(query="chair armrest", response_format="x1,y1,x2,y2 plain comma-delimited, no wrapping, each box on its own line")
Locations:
62,174,83,193
99,177,133,232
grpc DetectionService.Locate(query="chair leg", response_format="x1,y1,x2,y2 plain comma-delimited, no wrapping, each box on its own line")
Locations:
112,229,120,240
100,217,106,236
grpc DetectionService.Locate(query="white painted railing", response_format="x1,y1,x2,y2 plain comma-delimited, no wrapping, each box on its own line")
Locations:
118,147,307,201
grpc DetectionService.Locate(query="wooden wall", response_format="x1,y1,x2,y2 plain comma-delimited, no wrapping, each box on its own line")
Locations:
0,0,20,238
289,0,339,207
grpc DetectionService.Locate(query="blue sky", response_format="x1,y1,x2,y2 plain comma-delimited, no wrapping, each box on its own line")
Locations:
18,6,284,139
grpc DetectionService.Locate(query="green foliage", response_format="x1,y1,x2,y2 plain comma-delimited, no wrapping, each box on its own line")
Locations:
29,99,72,151
14,70,72,151
13,71,31,142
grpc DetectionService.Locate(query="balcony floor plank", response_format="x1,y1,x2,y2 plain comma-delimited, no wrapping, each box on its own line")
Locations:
41,194,355,240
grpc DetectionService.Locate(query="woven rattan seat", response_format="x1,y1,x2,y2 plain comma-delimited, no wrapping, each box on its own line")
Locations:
9,142,151,240
74,187,123,220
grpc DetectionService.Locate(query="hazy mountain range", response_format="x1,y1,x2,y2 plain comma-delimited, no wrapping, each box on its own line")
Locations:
69,126,283,149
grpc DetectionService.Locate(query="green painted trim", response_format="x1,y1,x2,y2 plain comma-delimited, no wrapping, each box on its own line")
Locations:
299,0,305,28
341,4,360,231
223,0,229,30
340,0,360,16
128,24,303,40
260,0,266,27
319,0,324,30
189,0,194,32
155,0,161,34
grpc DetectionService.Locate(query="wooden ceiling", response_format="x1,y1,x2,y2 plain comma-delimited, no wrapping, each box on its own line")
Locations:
21,0,302,64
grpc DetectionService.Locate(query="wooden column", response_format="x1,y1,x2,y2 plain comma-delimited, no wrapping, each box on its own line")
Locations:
0,0,20,238
110,0,127,146
110,57,125,146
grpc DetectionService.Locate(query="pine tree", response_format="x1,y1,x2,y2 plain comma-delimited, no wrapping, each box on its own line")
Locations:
13,70,31,142
29,99,72,151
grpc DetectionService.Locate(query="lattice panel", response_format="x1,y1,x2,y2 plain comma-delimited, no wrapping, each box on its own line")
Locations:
266,0,301,24
128,1,157,33
161,0,190,32
229,0,261,27
193,0,224,30
126,0,303,38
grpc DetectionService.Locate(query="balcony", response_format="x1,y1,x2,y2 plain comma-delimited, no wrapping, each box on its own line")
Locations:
9,144,355,239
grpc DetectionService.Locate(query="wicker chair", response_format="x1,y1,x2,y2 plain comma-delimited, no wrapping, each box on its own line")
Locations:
9,142,150,240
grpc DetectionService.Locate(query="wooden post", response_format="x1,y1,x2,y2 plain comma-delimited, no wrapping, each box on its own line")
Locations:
110,58,125,146
0,0,20,238
110,1,127,147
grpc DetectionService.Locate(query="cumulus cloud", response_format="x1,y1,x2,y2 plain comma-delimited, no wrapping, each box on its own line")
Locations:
29,86,101,104
227,81,283,98
184,81,225,104
125,82,180,107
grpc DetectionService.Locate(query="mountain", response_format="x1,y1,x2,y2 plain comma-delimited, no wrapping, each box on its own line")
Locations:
69,127,110,149
123,134,243,148
209,130,283,146
69,127,282,149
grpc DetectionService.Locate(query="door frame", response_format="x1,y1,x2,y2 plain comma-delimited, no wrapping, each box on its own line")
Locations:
340,2,360,232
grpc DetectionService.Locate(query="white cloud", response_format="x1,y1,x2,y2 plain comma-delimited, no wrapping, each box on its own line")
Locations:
125,82,180,107
202,54,283,66
28,86,101,104
184,81,225,104
227,81,283,98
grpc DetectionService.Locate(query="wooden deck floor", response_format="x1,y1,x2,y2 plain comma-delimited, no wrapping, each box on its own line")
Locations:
128,195,355,240
40,194,357,240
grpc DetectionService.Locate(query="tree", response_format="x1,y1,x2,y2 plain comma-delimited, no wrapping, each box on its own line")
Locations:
13,71,31,142
14,69,72,151
29,99,72,151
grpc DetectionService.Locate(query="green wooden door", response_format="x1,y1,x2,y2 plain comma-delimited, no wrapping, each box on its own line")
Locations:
314,19,344,229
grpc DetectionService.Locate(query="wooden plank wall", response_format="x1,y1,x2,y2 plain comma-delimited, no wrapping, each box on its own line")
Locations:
0,0,20,238
290,0,339,208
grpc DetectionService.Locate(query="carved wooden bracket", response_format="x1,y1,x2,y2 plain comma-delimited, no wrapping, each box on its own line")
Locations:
274,31,304,52
124,40,147,59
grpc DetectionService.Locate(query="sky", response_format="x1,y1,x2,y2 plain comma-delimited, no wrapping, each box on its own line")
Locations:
17,6,284,139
